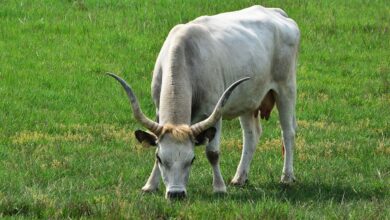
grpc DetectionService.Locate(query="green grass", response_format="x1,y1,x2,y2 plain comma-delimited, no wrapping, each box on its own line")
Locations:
1,0,389,219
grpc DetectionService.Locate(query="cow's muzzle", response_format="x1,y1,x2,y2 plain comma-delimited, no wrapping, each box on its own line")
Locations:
167,190,186,200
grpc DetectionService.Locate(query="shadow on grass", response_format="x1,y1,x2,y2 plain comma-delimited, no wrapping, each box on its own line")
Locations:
199,181,388,203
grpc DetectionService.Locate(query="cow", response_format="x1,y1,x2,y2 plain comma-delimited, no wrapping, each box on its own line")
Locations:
108,5,300,199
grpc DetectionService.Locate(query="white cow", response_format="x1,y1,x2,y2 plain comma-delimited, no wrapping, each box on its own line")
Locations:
109,5,300,199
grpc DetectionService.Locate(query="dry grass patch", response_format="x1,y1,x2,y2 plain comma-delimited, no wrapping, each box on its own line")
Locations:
11,123,135,145
375,139,390,155
260,138,281,152
297,119,337,131
222,138,243,150
11,131,94,145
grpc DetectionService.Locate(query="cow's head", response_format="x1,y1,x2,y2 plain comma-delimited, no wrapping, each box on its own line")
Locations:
134,124,217,199
108,73,249,199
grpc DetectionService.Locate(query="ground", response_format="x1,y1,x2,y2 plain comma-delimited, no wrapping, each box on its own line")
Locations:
0,0,389,219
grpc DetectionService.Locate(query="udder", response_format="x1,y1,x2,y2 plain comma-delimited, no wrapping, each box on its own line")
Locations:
256,90,276,120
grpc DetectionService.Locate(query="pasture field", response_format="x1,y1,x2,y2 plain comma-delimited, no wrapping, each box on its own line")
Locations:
0,0,389,219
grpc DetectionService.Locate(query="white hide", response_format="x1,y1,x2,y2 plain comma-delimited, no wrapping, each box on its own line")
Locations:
141,5,300,197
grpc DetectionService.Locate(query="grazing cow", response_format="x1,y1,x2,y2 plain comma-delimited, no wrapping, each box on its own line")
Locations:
109,5,300,199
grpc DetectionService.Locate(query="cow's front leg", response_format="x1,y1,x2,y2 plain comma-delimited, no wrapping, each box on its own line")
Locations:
231,112,261,186
206,119,227,193
141,159,161,192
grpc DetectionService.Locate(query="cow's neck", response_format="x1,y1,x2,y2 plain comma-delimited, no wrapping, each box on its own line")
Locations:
159,45,192,125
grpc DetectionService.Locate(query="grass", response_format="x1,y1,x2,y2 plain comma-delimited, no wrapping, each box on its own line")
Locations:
0,0,389,219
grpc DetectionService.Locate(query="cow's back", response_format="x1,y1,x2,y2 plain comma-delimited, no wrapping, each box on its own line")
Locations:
152,5,300,121
192,5,299,47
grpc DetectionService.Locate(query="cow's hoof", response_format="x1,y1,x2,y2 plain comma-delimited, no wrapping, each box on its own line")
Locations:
141,185,158,193
230,177,248,187
280,173,296,185
213,185,227,194
231,170,248,187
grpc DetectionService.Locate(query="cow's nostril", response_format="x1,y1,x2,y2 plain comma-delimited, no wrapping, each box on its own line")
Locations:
167,191,186,200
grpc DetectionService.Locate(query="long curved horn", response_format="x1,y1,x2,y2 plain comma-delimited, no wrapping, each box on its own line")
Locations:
191,77,251,136
107,73,163,135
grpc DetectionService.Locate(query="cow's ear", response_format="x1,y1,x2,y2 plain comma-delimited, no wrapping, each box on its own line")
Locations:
194,127,217,146
134,130,158,147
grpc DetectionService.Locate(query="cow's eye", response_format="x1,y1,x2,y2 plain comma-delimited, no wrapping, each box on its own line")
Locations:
191,156,196,165
156,154,162,164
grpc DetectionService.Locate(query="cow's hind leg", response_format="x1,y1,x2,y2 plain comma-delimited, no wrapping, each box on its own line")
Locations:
141,159,161,192
206,119,227,193
275,86,297,184
231,112,262,186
